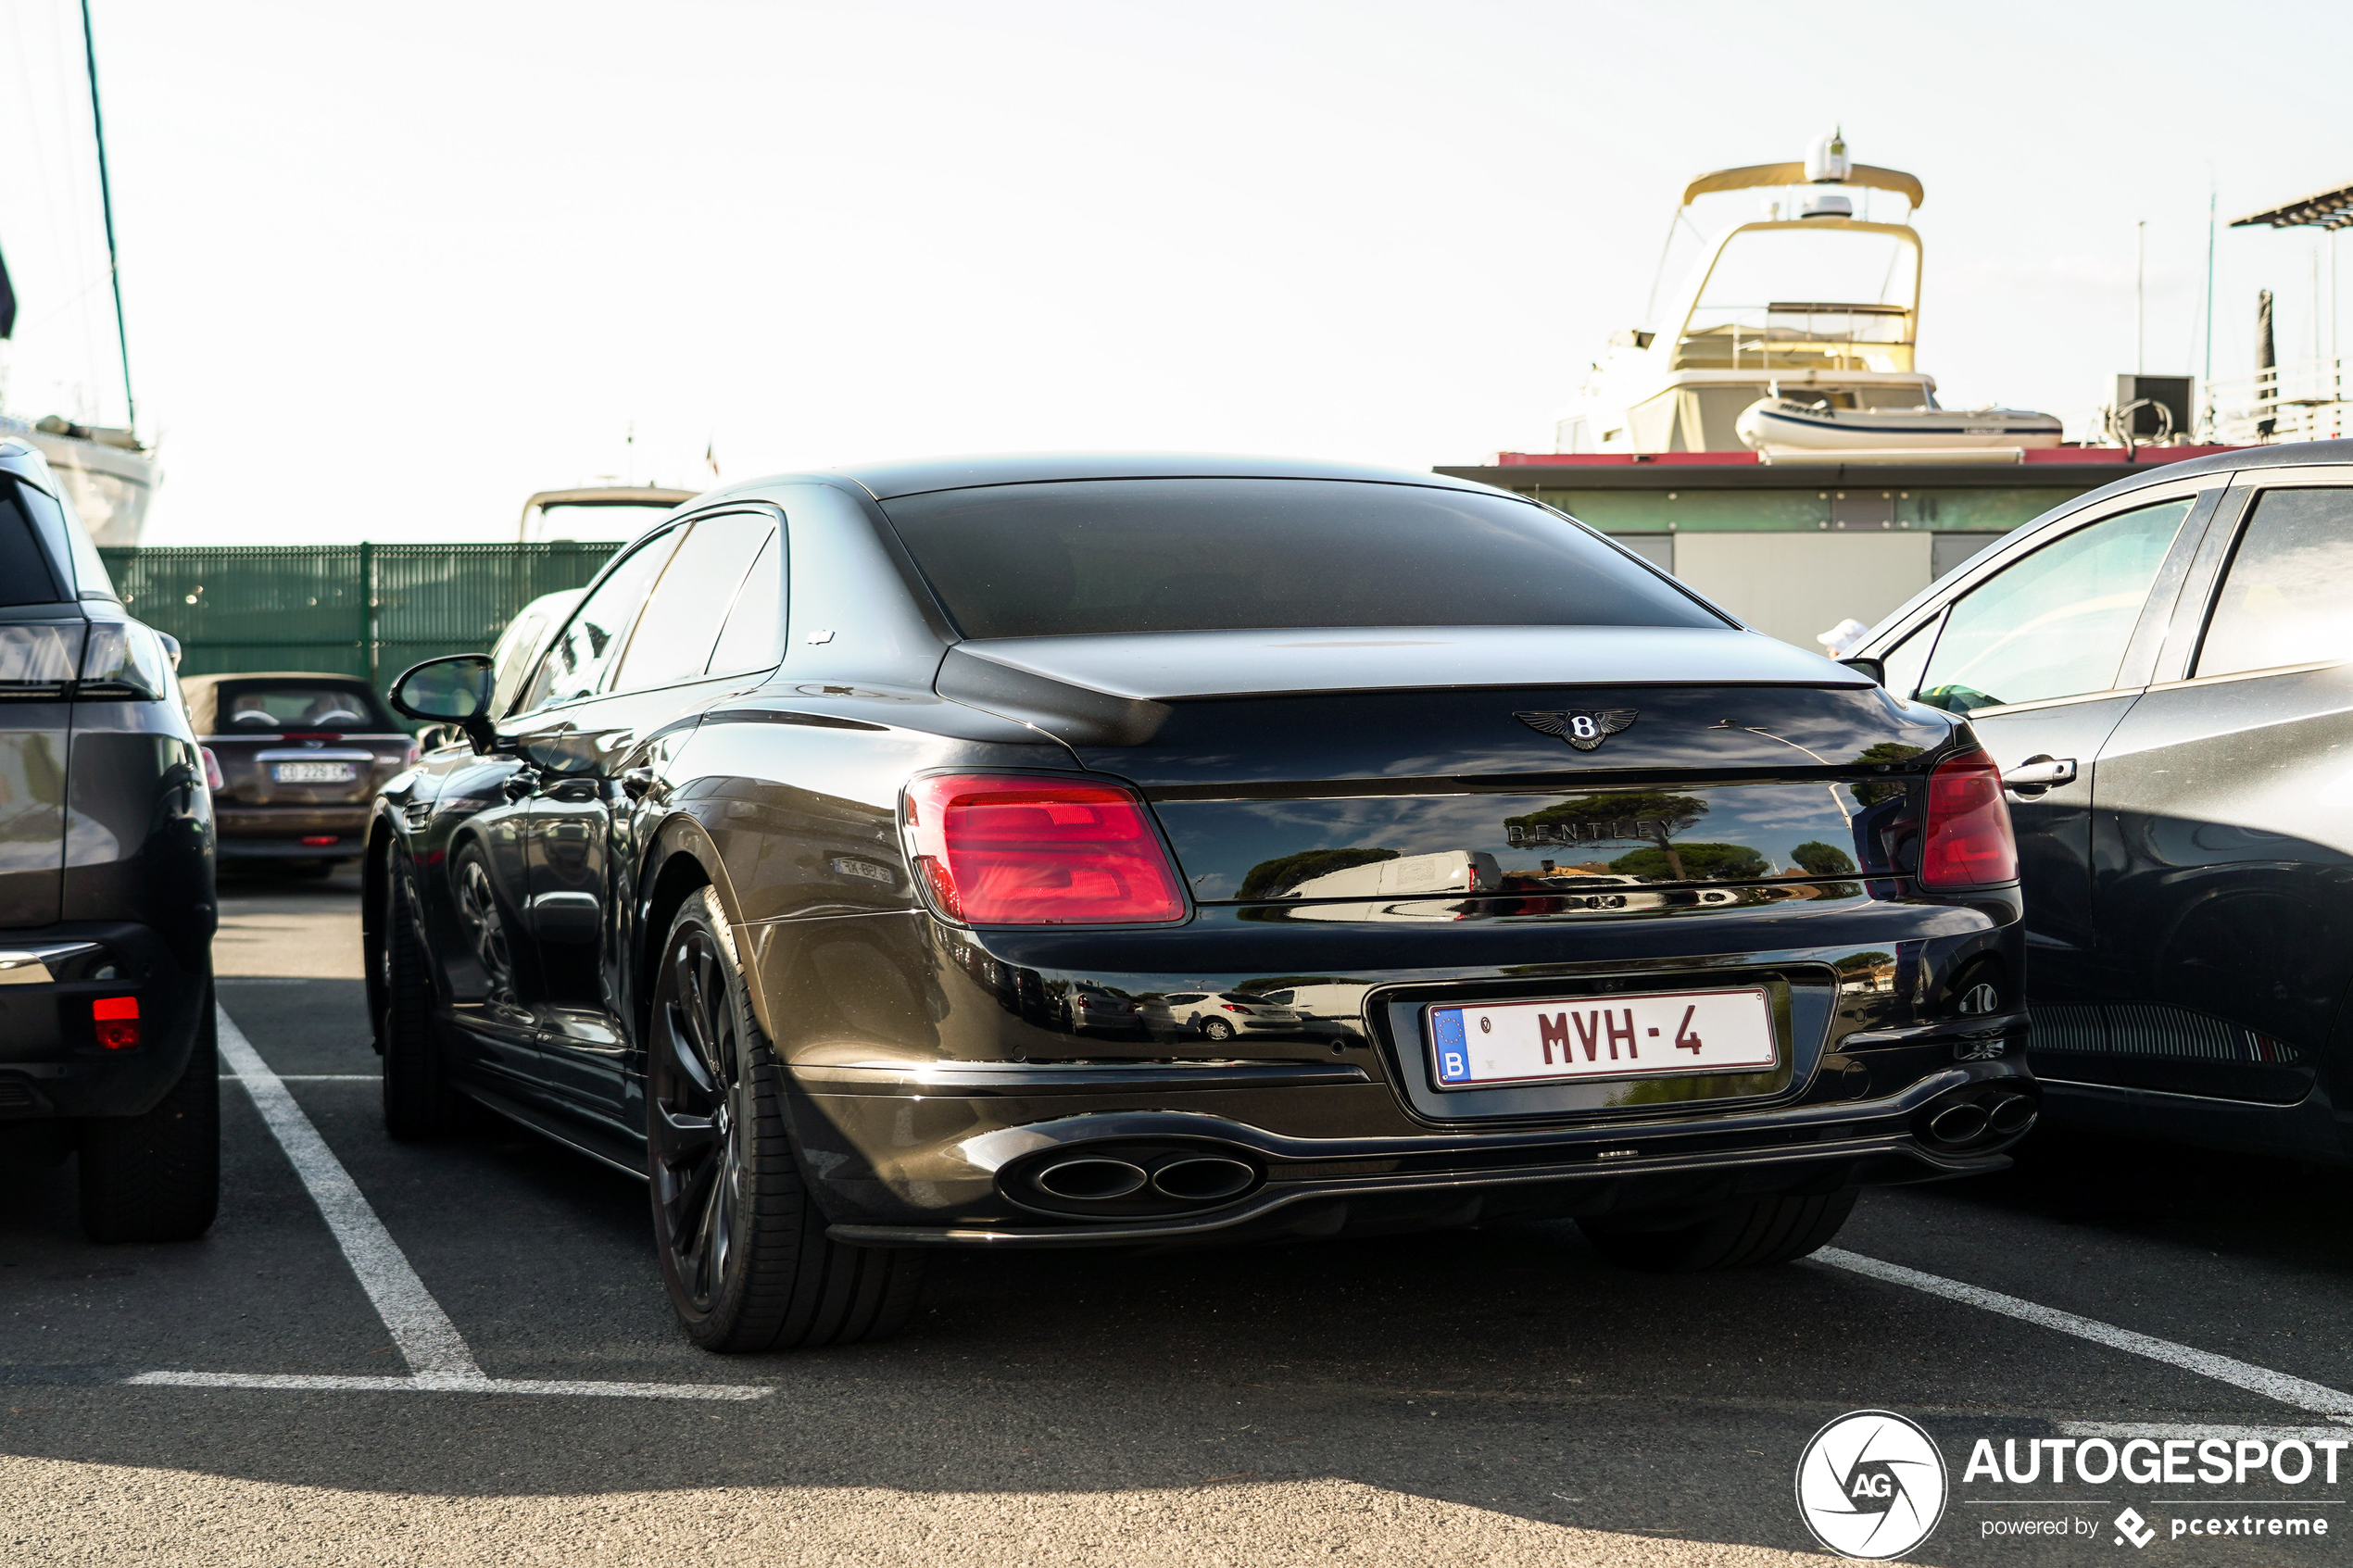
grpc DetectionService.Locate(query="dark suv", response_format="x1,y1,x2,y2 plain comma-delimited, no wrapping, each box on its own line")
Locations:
0,439,217,1241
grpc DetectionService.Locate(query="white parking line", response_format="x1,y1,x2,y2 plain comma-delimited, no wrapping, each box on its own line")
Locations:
1817,1248,2353,1420
218,1074,380,1081
124,1008,768,1402
213,1010,480,1380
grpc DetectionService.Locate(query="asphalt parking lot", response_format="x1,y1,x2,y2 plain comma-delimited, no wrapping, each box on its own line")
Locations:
6,870,2352,1566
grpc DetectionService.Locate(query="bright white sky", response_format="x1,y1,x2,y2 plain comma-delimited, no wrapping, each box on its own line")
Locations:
3,0,2349,545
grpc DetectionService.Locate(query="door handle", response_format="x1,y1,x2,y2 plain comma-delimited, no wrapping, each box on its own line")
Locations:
621,768,655,800
2003,756,2078,796
500,769,539,801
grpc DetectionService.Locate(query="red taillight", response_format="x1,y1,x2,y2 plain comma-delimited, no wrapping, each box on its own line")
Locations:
200,746,224,791
1919,749,2020,888
300,835,338,847
904,773,1185,925
1220,1003,1249,1013
93,996,140,1050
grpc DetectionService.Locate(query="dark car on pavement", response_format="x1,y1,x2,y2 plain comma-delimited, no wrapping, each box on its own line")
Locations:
367,454,2034,1353
0,439,217,1241
1849,438,2353,1165
185,672,416,874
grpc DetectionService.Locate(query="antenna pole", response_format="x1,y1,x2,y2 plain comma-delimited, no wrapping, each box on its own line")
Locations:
2136,220,2155,373
2203,187,2216,431
79,0,135,433
1641,209,1683,328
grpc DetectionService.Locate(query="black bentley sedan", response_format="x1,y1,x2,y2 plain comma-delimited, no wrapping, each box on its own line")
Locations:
1847,439,2353,1165
367,454,2033,1352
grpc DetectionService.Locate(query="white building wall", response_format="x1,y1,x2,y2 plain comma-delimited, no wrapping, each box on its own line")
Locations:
1670,531,1934,651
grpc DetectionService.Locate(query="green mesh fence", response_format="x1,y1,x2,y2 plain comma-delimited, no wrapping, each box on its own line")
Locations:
99,542,621,684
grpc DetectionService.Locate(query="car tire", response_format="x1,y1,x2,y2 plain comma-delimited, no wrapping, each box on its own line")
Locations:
381,861,464,1140
1578,1190,1856,1273
648,886,925,1352
79,991,221,1244
1202,1017,1235,1042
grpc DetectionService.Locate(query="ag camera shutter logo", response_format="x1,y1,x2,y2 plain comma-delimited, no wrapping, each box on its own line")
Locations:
1795,1410,1949,1560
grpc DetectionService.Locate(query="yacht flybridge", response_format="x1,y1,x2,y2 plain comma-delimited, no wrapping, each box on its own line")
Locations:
1558,131,2061,459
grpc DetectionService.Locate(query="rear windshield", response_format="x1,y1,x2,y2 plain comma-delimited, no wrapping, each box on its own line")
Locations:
215,683,393,733
0,481,66,607
878,478,1720,638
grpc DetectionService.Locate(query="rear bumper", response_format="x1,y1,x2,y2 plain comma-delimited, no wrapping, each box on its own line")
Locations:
748,897,2032,1248
216,807,370,859
0,922,210,1120
799,1067,2032,1250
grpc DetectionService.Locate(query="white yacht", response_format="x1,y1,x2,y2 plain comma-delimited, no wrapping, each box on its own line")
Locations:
1556,131,2060,458
0,412,157,546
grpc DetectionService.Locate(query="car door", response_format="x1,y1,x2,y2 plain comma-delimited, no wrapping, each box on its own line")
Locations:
1890,483,2219,1016
2085,467,2353,1106
521,508,785,1126
454,525,684,1091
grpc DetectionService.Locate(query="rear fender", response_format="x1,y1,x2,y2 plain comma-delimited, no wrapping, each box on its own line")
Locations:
637,813,748,1040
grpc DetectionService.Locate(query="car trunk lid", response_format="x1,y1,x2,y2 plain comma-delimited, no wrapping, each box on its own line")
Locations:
0,622,78,925
936,630,1951,906
206,732,413,806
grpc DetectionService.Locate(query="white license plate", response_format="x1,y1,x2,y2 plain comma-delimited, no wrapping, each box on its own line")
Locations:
1428,987,1776,1088
272,761,357,784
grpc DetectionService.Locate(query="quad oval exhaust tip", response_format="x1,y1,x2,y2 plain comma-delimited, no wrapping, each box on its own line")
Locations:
1033,1157,1149,1201
1928,1101,1991,1145
1150,1156,1257,1202
1983,1092,2036,1135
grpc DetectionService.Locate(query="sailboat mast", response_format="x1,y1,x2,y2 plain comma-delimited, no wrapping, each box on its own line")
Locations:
79,0,134,432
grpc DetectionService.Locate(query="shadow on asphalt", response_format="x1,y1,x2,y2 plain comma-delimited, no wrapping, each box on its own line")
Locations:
1908,1121,2353,1279
5,935,2343,1568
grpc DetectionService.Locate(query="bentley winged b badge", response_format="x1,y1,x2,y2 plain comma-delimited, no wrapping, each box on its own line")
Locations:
1516,709,1638,751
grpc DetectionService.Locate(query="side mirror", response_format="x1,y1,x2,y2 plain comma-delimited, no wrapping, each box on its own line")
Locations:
1839,656,1886,686
388,654,497,753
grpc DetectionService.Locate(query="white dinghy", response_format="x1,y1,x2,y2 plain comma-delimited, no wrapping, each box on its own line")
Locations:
1736,394,2063,455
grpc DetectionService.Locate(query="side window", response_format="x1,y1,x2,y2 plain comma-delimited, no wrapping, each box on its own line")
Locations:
1879,611,1942,700
612,513,777,693
520,530,681,711
2196,488,2353,678
1915,496,2193,713
706,527,784,677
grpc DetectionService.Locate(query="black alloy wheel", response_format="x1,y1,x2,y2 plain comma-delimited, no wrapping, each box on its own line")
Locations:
380,862,463,1140
647,887,924,1352
1579,1190,1857,1273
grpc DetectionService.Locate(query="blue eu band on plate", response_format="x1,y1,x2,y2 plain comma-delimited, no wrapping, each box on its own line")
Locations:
1429,988,1776,1088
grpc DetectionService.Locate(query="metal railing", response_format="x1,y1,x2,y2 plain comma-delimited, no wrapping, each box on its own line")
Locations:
99,541,621,685
2207,359,2349,445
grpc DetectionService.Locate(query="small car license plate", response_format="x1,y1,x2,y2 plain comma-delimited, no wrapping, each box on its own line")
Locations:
272,761,357,784
1428,987,1775,1088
